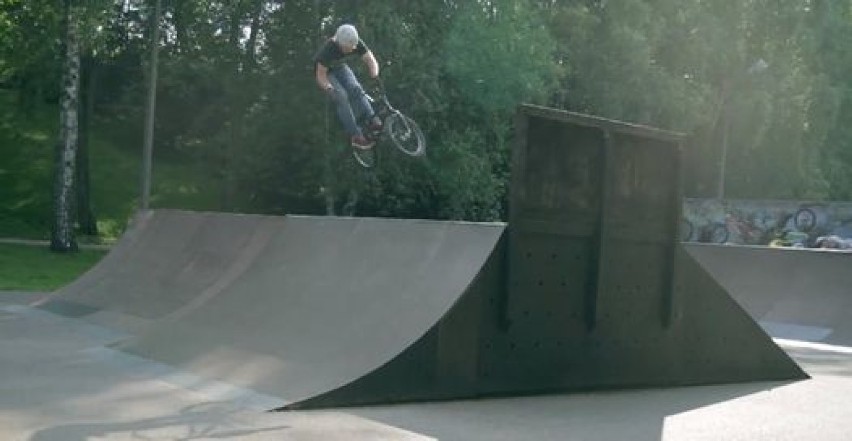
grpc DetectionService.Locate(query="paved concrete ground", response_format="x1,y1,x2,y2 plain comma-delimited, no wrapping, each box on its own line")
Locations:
0,294,431,441
2,291,851,441
355,341,852,441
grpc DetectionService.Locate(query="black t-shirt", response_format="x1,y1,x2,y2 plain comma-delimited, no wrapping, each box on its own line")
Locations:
313,38,369,69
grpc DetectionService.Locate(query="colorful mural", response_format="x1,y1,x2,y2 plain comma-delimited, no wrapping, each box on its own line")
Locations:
681,199,852,248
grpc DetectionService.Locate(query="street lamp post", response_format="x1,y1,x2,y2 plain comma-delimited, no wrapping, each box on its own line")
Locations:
141,0,161,210
717,103,731,199
716,59,768,200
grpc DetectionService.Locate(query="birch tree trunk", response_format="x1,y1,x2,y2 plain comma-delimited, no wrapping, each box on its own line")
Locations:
244,0,264,69
76,54,98,236
51,0,80,253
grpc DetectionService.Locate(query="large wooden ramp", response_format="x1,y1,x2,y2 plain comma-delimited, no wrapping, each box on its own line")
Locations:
686,244,852,345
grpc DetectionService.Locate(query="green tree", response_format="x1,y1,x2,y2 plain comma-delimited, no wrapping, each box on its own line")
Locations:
807,0,852,200
51,0,82,252
0,0,61,111
546,0,840,200
9,0,852,235
444,0,560,117
51,0,115,250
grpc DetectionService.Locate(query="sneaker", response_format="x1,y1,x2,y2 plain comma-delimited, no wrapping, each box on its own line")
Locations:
367,116,383,132
350,134,375,150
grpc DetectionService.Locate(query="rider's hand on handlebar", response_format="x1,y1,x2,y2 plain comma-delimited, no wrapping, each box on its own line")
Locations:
368,79,382,98
324,84,337,100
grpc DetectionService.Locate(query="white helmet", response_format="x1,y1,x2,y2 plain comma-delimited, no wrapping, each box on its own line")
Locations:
334,24,359,47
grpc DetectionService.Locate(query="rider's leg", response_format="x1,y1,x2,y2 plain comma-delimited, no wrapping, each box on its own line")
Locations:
328,69,373,148
334,64,378,126
328,72,360,137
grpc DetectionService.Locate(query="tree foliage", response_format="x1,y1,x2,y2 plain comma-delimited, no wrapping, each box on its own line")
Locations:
4,0,852,228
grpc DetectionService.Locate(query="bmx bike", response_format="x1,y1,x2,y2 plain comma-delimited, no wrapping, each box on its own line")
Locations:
350,79,426,168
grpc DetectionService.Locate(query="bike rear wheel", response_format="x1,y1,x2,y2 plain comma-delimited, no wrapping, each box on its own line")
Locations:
385,112,426,157
707,223,729,244
793,207,817,232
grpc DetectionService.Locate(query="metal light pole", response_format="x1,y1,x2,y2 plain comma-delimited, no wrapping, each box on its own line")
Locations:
717,106,731,199
141,0,161,210
716,59,768,200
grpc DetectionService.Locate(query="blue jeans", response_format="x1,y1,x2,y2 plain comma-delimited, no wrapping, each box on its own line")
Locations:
328,64,375,138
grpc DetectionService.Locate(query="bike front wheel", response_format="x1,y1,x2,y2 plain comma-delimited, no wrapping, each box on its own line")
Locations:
352,146,378,169
385,112,426,157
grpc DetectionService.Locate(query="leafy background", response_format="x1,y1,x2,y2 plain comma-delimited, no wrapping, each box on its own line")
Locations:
2,0,852,238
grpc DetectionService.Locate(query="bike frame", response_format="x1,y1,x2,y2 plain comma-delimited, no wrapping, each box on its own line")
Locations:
350,78,426,168
363,81,402,139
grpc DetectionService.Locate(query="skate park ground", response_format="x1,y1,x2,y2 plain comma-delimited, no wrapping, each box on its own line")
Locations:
2,267,852,441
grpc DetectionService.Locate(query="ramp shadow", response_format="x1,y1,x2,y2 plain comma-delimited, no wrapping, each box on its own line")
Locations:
351,381,796,441
28,402,291,441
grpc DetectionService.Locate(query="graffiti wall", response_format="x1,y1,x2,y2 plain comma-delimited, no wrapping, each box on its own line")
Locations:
682,199,852,247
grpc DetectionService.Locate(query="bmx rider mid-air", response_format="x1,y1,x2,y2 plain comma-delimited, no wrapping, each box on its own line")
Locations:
313,24,382,150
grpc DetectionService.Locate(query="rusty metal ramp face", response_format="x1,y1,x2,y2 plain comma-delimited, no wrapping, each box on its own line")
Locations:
38,210,282,333
116,216,506,408
686,244,852,345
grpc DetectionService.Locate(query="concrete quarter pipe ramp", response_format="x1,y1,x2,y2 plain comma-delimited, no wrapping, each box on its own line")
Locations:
36,105,807,410
39,210,283,333
116,215,507,408
686,244,852,345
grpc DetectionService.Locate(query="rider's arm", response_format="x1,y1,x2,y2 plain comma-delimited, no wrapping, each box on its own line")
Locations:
362,51,380,79
315,63,334,91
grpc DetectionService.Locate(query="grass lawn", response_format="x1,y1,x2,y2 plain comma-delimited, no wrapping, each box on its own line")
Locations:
0,90,223,293
0,243,106,291
0,89,223,242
